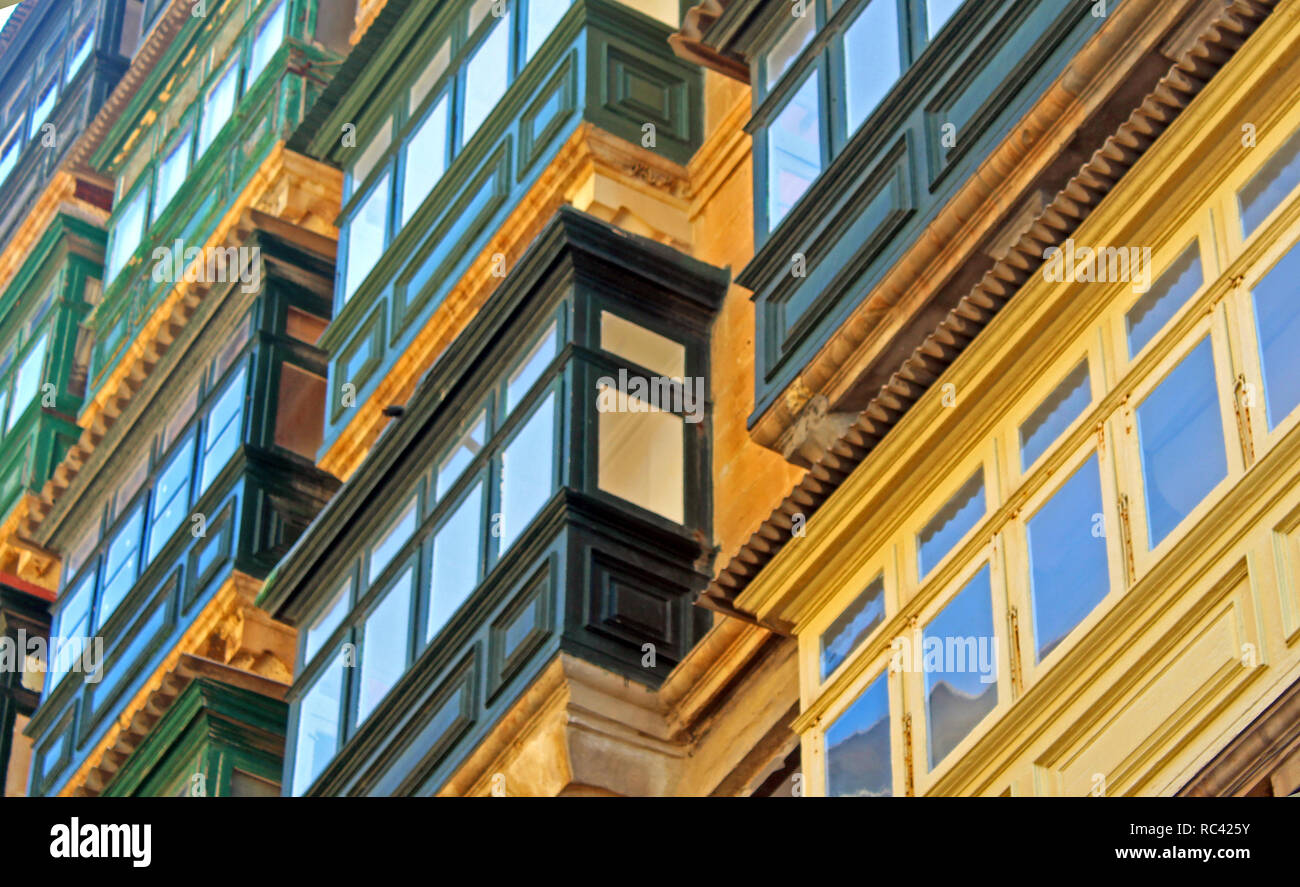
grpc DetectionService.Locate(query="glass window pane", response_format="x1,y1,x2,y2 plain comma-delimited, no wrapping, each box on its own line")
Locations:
8,334,48,431
152,131,191,222
343,171,390,301
1136,338,1227,547
400,93,450,225
526,0,568,61
825,670,891,797
428,482,483,641
843,0,901,134
351,120,392,193
767,72,821,228
1126,243,1202,358
436,413,485,499
147,436,195,563
291,651,345,795
1027,454,1109,661
820,574,886,680
200,366,246,493
506,324,556,412
599,311,685,380
29,80,56,141
98,505,144,629
597,386,684,523
0,135,19,184
927,0,963,38
50,572,94,688
462,10,511,145
917,469,985,579
247,0,287,86
1251,242,1300,430
500,393,555,551
1019,360,1091,471
197,61,239,156
765,7,815,90
409,40,450,110
304,577,352,663
923,564,997,769
1239,128,1300,236
69,25,95,76
357,569,414,723
368,498,417,585
106,187,147,284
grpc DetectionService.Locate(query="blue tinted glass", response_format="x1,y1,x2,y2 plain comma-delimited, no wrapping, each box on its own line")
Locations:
368,499,417,585
923,565,997,768
357,570,414,723
1239,128,1300,236
825,671,892,797
343,171,390,300
1251,243,1300,430
918,470,985,578
247,0,286,85
820,575,885,680
462,10,511,144
1126,244,1202,358
304,578,351,664
147,436,195,562
1136,338,1227,547
292,652,345,795
436,415,485,499
500,393,555,551
526,0,569,60
401,93,449,225
764,7,815,91
428,482,483,642
200,367,246,493
1019,360,1091,471
1027,454,1109,661
843,0,900,133
98,506,144,628
506,325,556,413
767,73,821,227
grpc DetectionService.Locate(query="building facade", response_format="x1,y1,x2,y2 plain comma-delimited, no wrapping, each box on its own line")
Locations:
4,0,1299,797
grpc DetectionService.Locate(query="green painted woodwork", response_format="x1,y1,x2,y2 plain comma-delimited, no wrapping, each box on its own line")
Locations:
285,0,703,454
86,0,347,409
0,214,105,521
25,226,339,797
101,678,287,797
260,208,726,795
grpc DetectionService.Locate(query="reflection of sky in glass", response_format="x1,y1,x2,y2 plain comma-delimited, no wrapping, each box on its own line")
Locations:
764,7,815,90
1028,454,1108,661
820,575,885,680
924,565,997,768
1239,129,1300,236
428,483,483,642
293,653,344,795
1252,244,1300,430
825,671,891,797
927,0,964,38
767,73,821,227
918,470,985,578
358,570,414,723
1126,244,1202,358
1020,360,1091,471
1136,338,1226,547
843,0,901,134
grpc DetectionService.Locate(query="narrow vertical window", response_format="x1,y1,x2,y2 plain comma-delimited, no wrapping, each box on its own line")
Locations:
152,129,191,222
400,93,450,225
499,393,555,551
825,670,892,797
462,10,511,146
1250,243,1300,430
247,0,287,86
1135,338,1227,547
343,172,390,301
767,73,822,228
923,565,997,768
843,0,901,134
105,187,148,285
368,498,417,585
1026,454,1109,661
97,505,145,629
526,0,569,61
147,435,196,562
291,651,345,795
436,414,486,499
200,366,247,493
68,24,96,77
49,573,94,689
506,324,556,413
427,482,484,641
357,569,414,723
597,385,684,524
197,60,239,156
303,578,352,663
8,334,48,431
